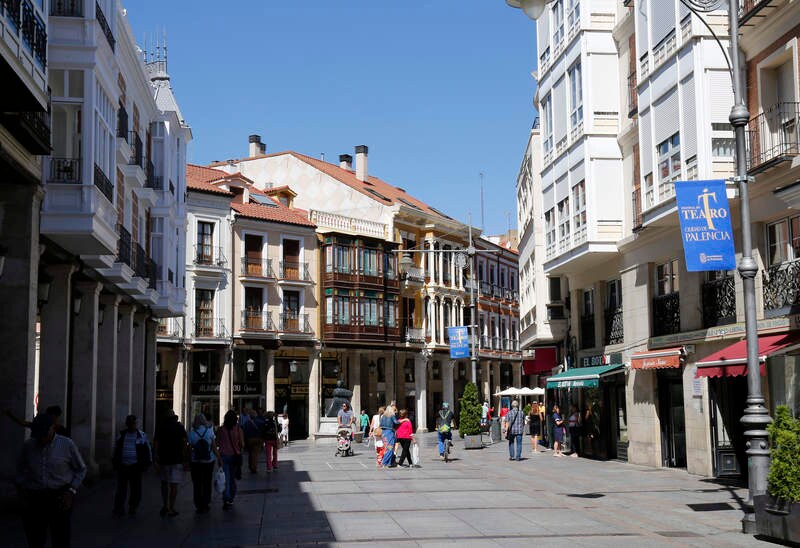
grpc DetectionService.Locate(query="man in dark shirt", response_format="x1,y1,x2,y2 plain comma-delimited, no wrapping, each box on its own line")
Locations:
153,411,188,517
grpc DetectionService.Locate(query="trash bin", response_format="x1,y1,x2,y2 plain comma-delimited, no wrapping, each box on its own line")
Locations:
490,417,501,443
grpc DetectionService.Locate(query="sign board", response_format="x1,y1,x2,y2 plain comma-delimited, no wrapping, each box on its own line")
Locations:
233,382,262,395
448,326,470,359
675,179,736,271
580,353,622,368
548,378,599,389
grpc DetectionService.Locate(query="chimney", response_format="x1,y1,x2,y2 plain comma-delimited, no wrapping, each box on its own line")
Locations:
355,145,368,181
339,154,353,170
249,134,265,157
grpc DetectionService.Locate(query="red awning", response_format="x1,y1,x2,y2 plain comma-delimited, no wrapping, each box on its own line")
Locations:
523,346,558,375
694,333,800,378
631,347,684,370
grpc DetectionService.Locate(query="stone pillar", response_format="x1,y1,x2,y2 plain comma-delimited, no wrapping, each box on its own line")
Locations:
265,350,275,412
116,304,135,428
481,361,491,404
414,351,429,432
428,296,435,342
438,298,445,344
308,347,321,435
350,351,362,413
131,312,147,421
492,361,501,397
437,244,444,286
443,360,455,409
173,347,188,425
512,362,522,389
385,352,396,404
70,280,101,472
95,294,120,470
219,349,233,426
143,318,158,436
38,264,76,414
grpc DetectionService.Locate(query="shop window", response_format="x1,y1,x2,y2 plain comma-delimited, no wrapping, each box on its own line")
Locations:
656,259,680,295
766,215,800,266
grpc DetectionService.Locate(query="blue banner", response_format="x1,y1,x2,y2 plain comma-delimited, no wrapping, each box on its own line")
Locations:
448,326,470,359
675,179,736,272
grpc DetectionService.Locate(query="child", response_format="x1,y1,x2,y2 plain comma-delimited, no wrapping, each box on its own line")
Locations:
373,427,385,468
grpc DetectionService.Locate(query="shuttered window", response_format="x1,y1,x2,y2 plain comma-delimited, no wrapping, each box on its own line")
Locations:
554,76,567,143
640,109,653,175
682,77,697,159
636,0,649,56
655,89,680,144
652,0,676,47
709,71,734,123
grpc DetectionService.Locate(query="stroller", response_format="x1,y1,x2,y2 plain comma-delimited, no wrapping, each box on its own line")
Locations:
335,427,354,457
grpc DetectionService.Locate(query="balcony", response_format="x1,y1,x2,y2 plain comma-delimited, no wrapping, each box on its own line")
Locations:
702,275,736,328
278,313,313,335
604,307,624,345
194,244,227,267
503,289,519,302
116,106,128,140
145,160,162,190
746,102,800,174
632,188,643,231
480,281,493,296
492,284,503,299
95,1,115,51
401,266,424,290
49,157,80,184
580,314,595,349
50,0,82,16
278,261,312,283
404,327,425,344
739,0,780,25
128,132,143,167
92,164,114,203
193,317,228,339
627,71,638,118
240,257,275,279
116,224,131,267
480,335,489,349
157,317,183,339
240,310,275,333
653,292,680,337
763,258,800,315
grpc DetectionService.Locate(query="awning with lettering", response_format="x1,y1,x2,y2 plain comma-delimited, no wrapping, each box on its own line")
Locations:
694,333,800,378
546,364,625,389
631,347,684,370
523,346,558,375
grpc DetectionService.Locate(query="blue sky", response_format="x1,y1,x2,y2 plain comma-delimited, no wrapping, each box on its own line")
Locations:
126,1,538,236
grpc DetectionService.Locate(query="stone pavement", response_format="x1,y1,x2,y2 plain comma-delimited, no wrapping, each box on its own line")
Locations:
3,433,771,547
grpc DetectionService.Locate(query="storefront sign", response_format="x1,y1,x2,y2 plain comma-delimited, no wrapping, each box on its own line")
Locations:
156,389,172,401
550,378,599,389
448,326,470,358
233,382,262,395
675,179,736,271
291,385,309,395
192,383,221,396
580,353,622,368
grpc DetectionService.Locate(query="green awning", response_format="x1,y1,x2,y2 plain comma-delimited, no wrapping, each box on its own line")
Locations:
546,364,625,389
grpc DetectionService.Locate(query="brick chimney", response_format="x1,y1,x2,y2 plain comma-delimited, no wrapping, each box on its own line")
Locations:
339,154,353,170
355,145,368,181
248,134,266,157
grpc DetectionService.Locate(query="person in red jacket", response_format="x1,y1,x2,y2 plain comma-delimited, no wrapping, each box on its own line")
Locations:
395,409,416,468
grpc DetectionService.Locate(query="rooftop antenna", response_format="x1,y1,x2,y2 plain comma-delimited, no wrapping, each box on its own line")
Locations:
479,172,485,232
320,152,325,162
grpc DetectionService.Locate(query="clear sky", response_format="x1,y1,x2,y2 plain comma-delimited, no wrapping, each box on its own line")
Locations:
125,1,538,236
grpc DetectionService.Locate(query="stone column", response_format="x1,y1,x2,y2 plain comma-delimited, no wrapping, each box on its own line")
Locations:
143,318,158,436
95,293,120,471
437,244,444,286
350,351,362,413
414,351,429,432
116,304,136,428
173,347,188,425
385,352,396,404
265,350,275,412
219,348,233,426
428,296,435,342
308,347,321,435
492,361,501,396
70,280,101,472
131,312,147,420
481,361,491,404
438,299,445,344
38,264,76,413
512,362,522,389
443,360,455,408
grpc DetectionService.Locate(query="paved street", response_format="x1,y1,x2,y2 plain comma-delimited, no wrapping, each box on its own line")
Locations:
4,433,768,547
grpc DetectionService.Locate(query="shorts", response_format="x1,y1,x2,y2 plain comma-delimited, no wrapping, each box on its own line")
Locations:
160,463,184,484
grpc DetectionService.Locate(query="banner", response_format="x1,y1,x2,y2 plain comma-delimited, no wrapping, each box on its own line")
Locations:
675,179,736,271
448,326,470,358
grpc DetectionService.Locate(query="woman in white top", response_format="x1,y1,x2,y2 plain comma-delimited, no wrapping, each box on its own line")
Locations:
369,406,384,445
279,414,289,447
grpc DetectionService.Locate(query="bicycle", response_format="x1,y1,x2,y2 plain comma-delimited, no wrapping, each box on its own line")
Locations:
444,438,453,462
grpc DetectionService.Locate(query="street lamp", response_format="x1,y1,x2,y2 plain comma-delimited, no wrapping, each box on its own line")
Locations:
246,358,255,374
504,0,769,533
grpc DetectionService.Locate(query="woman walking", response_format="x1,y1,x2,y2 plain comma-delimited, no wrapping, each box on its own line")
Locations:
217,410,244,510
552,404,565,457
568,405,581,457
379,406,400,468
528,402,544,453
395,409,416,468
188,414,219,514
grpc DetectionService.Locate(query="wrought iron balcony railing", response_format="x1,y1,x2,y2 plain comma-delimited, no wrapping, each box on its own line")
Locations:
580,314,595,349
50,0,82,16
632,188,643,230
480,335,489,348
746,102,800,173
241,257,274,278
627,71,638,118
133,243,148,280
157,317,182,338
702,275,736,328
653,292,680,336
241,310,275,332
492,284,503,298
193,316,227,338
49,158,80,184
480,281,493,296
279,260,311,281
279,312,312,333
604,307,624,345
763,258,800,313
116,224,131,266
404,327,425,343
194,244,226,267
739,0,772,24
93,164,114,203
146,257,158,289
145,160,161,189
503,289,519,302
128,131,143,167
117,106,128,140
95,1,114,51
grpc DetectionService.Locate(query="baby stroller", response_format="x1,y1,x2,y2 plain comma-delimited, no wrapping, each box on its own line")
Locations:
335,427,354,457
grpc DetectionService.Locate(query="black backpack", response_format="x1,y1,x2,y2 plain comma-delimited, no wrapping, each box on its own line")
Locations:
192,427,212,461
263,419,278,440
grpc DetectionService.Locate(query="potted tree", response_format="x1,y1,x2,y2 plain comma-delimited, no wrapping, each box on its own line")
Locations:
755,405,800,544
459,382,483,449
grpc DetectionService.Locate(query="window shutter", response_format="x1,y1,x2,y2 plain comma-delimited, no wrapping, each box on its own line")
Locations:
636,0,649,57
654,89,679,144
554,76,567,143
709,71,734,123
682,77,697,159
537,11,551,56
640,109,653,175
652,0,676,46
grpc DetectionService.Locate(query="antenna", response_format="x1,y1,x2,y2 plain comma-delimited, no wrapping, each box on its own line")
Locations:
479,172,485,232
320,152,325,162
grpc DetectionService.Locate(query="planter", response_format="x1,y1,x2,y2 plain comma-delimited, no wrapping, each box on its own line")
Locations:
754,494,800,545
463,434,483,449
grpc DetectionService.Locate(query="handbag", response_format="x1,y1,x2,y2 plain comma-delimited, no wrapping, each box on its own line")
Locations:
411,443,420,466
214,468,226,494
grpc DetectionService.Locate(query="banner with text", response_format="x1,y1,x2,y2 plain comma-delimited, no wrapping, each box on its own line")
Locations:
675,179,736,272
448,326,470,359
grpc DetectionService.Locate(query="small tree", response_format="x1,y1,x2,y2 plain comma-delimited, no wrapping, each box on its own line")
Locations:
459,382,482,437
767,406,800,502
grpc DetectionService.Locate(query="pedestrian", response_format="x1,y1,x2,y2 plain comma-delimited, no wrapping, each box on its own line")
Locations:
552,404,565,457
337,402,354,432
216,410,244,510
263,411,280,472
242,409,262,474
6,405,68,436
16,413,87,548
583,403,599,457
112,415,151,516
503,400,525,461
395,409,416,467
379,405,400,468
373,426,385,467
528,401,544,453
481,401,489,427
188,413,219,514
153,411,188,517
568,405,581,458
435,402,454,460
279,413,289,447
360,409,370,442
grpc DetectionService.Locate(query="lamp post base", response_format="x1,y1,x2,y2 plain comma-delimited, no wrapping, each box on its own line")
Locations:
741,511,757,534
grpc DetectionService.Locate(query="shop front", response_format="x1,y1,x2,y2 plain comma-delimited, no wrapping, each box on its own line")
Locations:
232,349,265,414
190,350,225,425
274,355,311,440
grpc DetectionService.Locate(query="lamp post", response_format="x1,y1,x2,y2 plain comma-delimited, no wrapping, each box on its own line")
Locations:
505,0,769,532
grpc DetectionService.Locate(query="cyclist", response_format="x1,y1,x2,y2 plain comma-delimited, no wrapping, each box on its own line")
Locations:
436,402,454,461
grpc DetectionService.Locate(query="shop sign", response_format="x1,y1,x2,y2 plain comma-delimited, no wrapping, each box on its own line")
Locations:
291,385,309,395
192,383,220,396
580,353,622,368
233,382,262,395
448,326,470,358
632,354,682,370
551,378,599,389
156,389,172,401
675,179,736,271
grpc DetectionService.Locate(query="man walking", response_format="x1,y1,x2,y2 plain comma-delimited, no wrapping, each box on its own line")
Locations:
112,415,151,516
153,411,188,517
16,413,87,547
503,400,525,461
262,411,280,472
242,409,262,474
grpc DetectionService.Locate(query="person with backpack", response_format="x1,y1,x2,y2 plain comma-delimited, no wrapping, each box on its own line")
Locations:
242,409,262,474
262,411,280,472
153,411,188,517
435,402,454,460
188,413,219,514
112,415,152,516
503,400,525,461
217,410,244,510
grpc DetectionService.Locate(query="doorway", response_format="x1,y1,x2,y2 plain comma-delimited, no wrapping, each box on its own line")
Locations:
709,376,748,478
658,369,687,468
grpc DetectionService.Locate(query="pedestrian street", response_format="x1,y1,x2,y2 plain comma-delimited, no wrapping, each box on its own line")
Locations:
3,432,768,547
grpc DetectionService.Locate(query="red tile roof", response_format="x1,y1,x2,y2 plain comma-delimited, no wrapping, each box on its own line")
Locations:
186,164,233,196
231,202,315,228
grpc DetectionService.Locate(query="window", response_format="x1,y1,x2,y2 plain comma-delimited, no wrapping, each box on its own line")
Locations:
558,197,570,241
384,300,397,328
361,297,379,326
582,289,594,317
360,248,379,276
711,123,735,158
197,221,213,263
568,62,583,128
766,215,800,265
545,208,556,250
567,0,580,29
606,279,622,309
195,289,214,336
552,0,564,44
656,259,680,295
572,181,586,235
657,132,681,199
542,95,553,153
644,172,654,208
549,277,562,301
